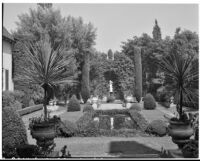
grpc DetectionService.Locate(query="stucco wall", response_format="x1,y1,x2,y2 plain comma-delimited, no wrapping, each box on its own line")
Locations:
3,40,14,91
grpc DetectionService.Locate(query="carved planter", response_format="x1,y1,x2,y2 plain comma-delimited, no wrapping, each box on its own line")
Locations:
168,119,193,149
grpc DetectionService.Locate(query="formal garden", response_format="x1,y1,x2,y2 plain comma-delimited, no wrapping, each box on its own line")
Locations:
2,4,199,159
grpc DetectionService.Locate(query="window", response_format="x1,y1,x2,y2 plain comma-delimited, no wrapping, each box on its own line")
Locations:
5,69,9,90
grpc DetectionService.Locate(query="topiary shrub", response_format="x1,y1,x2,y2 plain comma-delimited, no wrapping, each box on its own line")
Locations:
67,95,81,112
83,104,94,113
2,90,24,110
129,103,142,111
107,96,115,103
143,93,156,110
145,120,168,137
133,47,142,102
81,54,90,103
76,111,95,136
2,107,28,158
114,114,126,130
99,115,111,130
129,110,149,132
57,120,78,137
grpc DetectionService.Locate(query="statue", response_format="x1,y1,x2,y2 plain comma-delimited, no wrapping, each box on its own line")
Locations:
109,80,113,93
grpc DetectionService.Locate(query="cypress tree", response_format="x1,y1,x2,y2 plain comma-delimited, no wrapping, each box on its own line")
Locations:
134,46,142,102
81,53,90,103
152,19,162,40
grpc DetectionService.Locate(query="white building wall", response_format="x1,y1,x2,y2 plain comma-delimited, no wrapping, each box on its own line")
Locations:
3,40,14,91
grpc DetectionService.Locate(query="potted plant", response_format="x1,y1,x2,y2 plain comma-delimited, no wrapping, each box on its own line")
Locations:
19,34,77,150
159,51,198,149
182,139,198,158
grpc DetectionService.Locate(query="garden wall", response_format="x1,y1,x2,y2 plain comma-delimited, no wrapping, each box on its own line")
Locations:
17,104,43,116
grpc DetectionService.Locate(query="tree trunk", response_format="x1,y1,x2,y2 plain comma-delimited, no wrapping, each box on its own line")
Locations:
43,86,48,121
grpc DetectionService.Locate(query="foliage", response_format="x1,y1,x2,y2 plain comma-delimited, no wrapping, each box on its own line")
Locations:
81,53,90,103
182,139,198,158
114,114,126,129
16,34,76,120
107,95,115,103
146,120,168,136
129,103,142,111
99,129,139,137
152,19,162,40
143,93,157,110
129,110,149,132
56,120,78,137
133,47,142,102
76,111,95,135
67,95,81,112
158,47,198,120
29,99,35,107
94,109,129,117
83,104,94,113
2,90,24,110
107,49,113,60
2,107,28,158
99,115,111,130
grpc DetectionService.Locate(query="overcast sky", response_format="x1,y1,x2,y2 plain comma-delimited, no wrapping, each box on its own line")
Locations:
3,3,199,53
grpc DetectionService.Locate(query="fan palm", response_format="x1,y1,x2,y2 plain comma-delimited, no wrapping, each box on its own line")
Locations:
158,52,198,120
19,35,77,120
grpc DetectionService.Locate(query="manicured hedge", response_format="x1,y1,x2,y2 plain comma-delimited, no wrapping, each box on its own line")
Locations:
129,103,142,111
83,104,94,113
143,93,156,110
99,115,111,130
56,120,78,137
146,120,168,136
129,110,149,132
17,104,43,116
76,111,95,136
114,114,126,129
94,109,129,117
67,95,81,112
2,107,28,158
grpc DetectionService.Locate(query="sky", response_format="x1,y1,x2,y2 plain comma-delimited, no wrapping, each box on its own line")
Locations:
3,3,199,53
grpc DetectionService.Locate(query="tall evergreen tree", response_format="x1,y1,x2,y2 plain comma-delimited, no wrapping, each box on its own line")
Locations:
108,49,114,60
152,19,162,40
81,53,90,103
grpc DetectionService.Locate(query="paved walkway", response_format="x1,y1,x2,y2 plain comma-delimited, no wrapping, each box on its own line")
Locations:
97,103,125,110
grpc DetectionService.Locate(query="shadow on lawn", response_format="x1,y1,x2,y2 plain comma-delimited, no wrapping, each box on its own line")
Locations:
108,141,161,158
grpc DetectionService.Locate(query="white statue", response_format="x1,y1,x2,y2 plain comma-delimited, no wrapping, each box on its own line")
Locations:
109,80,113,93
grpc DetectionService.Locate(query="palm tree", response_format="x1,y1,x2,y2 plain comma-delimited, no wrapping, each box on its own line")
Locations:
159,52,198,120
19,34,77,121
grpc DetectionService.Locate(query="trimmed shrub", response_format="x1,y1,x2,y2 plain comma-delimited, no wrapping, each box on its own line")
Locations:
22,95,31,108
129,110,149,132
143,93,156,110
99,115,111,130
99,129,138,137
133,47,142,102
67,95,81,112
129,103,142,111
2,90,24,109
17,104,43,116
83,104,94,113
57,120,78,137
81,54,90,103
2,107,28,158
29,99,35,107
146,120,168,137
114,114,126,129
12,101,23,111
123,117,138,129
107,96,115,103
76,111,95,136
94,109,129,117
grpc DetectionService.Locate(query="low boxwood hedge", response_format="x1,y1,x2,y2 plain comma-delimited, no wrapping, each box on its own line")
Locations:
17,104,43,116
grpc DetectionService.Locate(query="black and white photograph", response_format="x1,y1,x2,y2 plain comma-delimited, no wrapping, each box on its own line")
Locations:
1,1,199,159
